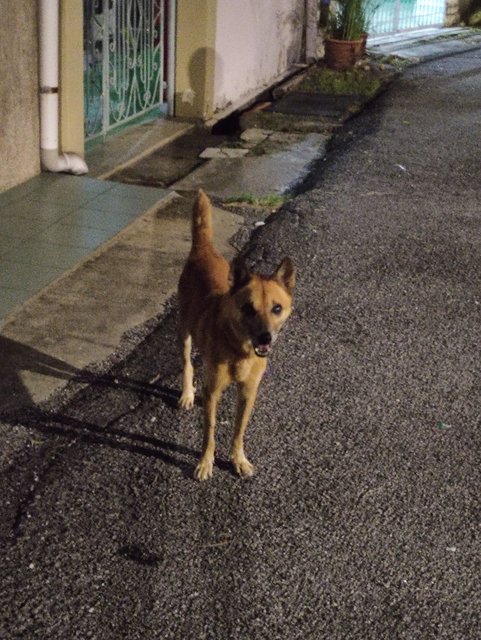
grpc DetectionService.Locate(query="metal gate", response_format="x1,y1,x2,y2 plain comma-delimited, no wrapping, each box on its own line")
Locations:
369,0,446,35
84,0,169,140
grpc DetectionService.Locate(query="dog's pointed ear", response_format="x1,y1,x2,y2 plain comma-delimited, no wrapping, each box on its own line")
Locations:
274,257,296,293
230,256,251,294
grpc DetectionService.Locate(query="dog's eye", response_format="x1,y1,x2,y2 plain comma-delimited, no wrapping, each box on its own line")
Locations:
272,304,283,315
241,302,256,317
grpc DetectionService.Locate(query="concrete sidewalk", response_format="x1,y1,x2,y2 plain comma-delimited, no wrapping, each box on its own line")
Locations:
368,26,481,63
0,191,242,411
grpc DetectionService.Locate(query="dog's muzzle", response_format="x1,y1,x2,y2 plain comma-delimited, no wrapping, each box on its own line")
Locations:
253,332,273,358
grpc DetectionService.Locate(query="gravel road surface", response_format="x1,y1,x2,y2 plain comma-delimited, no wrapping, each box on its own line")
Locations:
1,51,480,639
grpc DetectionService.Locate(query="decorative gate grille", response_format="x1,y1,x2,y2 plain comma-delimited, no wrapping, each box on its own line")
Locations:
84,0,167,140
370,0,446,35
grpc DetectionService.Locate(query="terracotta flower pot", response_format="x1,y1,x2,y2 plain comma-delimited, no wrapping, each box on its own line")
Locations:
324,37,364,71
360,32,368,56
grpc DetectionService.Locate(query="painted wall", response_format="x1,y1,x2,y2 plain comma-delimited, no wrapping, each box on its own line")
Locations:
175,0,315,121
60,0,85,157
175,0,218,119
213,0,306,115
0,0,40,192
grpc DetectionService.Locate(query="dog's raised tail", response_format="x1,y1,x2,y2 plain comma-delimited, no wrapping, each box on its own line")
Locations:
192,189,213,247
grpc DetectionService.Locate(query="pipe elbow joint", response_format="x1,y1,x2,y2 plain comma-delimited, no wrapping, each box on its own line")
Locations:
41,149,88,175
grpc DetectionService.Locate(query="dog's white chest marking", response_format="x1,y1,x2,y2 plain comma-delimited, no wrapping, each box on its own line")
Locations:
232,358,254,383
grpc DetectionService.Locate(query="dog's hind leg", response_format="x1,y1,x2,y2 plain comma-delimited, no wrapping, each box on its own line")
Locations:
178,333,195,410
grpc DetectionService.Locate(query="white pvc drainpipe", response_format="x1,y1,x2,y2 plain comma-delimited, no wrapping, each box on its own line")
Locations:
39,0,88,175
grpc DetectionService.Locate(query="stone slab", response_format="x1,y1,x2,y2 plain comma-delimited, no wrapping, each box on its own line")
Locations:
268,92,361,118
240,129,272,144
86,119,195,179
108,130,234,188
368,26,467,48
371,37,481,62
368,27,481,62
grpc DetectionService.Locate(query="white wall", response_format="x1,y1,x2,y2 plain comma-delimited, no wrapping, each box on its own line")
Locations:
213,0,306,115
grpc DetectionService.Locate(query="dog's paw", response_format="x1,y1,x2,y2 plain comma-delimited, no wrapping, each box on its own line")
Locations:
232,456,255,478
178,392,195,410
194,458,214,481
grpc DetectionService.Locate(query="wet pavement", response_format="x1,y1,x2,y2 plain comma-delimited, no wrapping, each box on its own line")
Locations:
368,26,481,62
86,118,194,179
0,193,241,409
108,129,236,189
172,132,330,199
0,176,172,320
1,31,481,640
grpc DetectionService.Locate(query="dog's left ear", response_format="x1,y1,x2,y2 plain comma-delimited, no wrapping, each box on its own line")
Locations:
274,257,296,293
230,256,251,294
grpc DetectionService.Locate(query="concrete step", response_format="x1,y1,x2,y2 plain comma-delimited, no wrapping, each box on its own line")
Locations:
172,132,330,199
368,27,481,62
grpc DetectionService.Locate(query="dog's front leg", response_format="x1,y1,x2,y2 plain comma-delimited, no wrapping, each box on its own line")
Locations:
231,365,265,477
179,333,195,409
194,368,227,481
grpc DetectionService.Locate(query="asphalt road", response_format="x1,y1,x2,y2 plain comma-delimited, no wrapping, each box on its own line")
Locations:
1,51,481,639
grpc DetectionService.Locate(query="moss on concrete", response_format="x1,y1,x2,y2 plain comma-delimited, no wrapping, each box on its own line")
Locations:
297,65,384,99
468,10,481,26
223,193,290,210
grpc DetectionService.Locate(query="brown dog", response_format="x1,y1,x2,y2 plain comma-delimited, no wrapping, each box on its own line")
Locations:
177,190,295,480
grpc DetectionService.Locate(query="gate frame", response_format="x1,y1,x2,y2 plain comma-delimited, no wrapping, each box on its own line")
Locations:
83,0,176,142
369,0,448,36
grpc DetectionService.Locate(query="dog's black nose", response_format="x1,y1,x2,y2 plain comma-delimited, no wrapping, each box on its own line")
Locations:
257,332,272,345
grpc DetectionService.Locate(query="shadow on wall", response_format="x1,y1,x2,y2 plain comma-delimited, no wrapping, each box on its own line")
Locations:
175,47,224,119
276,4,305,67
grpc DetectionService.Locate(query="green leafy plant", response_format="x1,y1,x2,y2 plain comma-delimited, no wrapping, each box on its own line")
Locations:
297,66,383,98
224,193,289,209
327,0,378,41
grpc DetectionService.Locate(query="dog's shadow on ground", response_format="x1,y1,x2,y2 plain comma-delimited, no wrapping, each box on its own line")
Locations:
0,335,234,478
0,335,78,415
16,406,233,479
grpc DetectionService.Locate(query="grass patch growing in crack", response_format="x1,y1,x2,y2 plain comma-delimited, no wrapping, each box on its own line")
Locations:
223,193,290,209
297,65,383,98
370,53,412,70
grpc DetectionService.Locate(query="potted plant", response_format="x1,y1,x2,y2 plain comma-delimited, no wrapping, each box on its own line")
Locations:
324,0,370,71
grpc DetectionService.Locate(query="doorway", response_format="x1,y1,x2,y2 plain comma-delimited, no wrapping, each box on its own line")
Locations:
83,0,171,140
